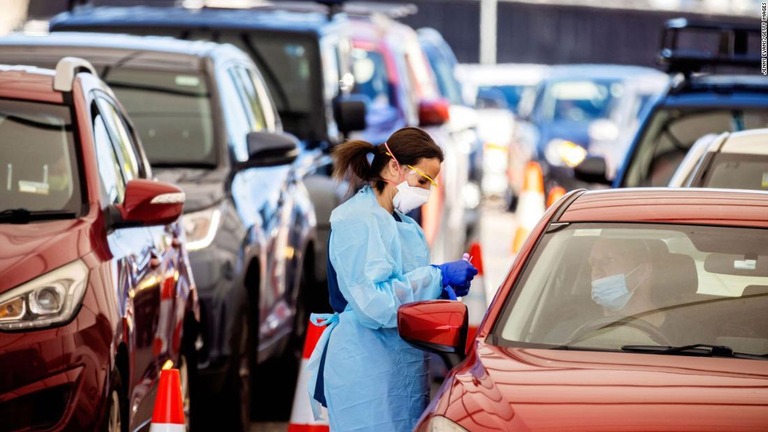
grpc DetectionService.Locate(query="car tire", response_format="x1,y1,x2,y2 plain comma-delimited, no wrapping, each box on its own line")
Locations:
181,317,201,431
251,260,309,421
101,371,127,432
217,308,252,432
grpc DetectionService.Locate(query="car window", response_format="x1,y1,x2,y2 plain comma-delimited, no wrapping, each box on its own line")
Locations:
229,65,268,132
105,68,216,167
622,108,768,187
423,45,463,105
93,106,126,205
320,34,344,104
95,97,144,181
219,67,253,162
352,48,394,109
0,99,81,213
538,80,620,122
477,85,529,113
700,153,768,190
494,223,768,355
225,33,318,141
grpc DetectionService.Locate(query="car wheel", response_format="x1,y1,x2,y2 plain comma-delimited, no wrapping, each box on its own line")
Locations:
180,317,202,431
251,261,309,421
101,372,127,432
219,310,251,431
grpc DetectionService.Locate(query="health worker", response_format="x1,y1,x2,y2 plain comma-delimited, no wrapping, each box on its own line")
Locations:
305,127,478,431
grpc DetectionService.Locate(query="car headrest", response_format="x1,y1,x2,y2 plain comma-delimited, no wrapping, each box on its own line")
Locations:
652,252,698,306
742,285,768,297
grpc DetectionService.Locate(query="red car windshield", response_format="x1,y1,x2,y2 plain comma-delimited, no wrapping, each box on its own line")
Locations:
493,223,768,357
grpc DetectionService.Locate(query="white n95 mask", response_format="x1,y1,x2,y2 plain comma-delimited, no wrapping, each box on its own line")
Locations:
393,181,431,214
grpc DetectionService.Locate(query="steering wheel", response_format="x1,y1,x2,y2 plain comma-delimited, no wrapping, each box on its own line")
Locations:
565,316,672,346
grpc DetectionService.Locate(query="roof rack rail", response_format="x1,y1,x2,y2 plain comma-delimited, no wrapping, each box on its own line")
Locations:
658,18,761,75
54,57,97,92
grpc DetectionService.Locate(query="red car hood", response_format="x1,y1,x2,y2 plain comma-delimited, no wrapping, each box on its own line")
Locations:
436,342,768,431
0,220,93,292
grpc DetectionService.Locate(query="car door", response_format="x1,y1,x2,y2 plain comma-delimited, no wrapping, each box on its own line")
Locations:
97,95,184,367
92,94,164,428
225,61,299,346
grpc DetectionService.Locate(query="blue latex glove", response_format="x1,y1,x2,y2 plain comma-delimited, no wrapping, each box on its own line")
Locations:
453,280,471,297
434,260,478,288
439,285,458,300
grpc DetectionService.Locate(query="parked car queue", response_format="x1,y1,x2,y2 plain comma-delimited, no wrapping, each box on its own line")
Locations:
0,4,483,431
0,58,197,431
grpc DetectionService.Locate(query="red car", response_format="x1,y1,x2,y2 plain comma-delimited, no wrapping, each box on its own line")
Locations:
0,59,198,431
400,188,768,431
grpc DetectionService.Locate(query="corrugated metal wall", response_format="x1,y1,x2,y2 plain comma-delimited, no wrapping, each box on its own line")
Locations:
388,0,759,67
29,0,759,67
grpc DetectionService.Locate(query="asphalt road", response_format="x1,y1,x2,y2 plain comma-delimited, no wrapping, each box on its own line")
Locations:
250,199,518,431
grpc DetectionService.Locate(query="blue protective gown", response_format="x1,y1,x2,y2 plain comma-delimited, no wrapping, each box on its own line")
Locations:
306,186,443,431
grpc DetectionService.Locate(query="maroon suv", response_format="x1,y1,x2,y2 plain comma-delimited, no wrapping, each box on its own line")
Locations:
0,58,198,431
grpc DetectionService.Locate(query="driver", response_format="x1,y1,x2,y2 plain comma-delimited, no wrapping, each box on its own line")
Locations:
588,238,658,321
586,237,699,346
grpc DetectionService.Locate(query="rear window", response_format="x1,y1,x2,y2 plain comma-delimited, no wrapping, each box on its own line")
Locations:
537,79,621,122
699,153,768,191
0,99,81,213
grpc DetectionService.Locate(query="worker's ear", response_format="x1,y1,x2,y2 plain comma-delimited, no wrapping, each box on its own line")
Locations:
386,158,401,179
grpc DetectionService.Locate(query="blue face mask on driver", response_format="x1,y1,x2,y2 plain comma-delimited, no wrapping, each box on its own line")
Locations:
591,265,642,311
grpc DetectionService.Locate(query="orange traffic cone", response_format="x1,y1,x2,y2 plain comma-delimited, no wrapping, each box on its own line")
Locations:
288,321,330,432
512,161,546,254
461,242,487,344
149,368,185,432
546,185,567,209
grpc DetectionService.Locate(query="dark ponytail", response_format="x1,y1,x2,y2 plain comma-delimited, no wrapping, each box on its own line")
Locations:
332,127,444,193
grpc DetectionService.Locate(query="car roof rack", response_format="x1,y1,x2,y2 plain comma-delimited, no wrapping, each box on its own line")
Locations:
658,18,761,76
54,57,97,92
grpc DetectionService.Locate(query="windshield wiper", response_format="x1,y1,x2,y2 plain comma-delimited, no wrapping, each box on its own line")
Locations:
621,344,767,359
0,208,77,224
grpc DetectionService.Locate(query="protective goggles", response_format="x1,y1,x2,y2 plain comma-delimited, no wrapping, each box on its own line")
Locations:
384,146,439,188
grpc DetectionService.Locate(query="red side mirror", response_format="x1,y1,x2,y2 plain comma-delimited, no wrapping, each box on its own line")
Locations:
398,300,467,357
418,98,450,127
116,179,184,227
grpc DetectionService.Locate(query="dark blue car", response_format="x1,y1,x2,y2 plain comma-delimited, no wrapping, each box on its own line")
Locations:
576,19,768,189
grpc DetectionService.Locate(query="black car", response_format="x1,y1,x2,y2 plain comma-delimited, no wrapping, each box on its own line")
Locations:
576,18,768,189
49,3,367,295
0,32,318,430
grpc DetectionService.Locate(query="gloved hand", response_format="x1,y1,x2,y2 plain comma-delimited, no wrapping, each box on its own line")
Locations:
435,260,478,288
439,285,458,300
452,280,471,297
